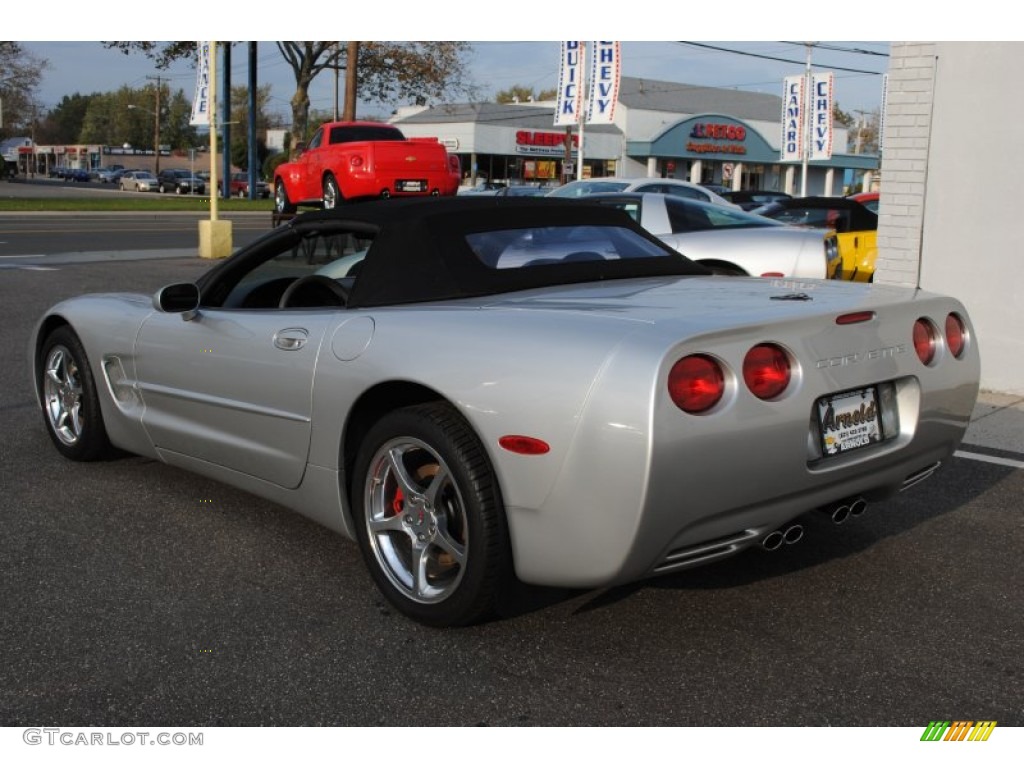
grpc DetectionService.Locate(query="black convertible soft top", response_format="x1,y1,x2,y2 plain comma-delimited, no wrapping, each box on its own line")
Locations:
279,197,708,308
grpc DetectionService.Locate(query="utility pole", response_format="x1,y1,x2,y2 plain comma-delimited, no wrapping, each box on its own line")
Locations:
145,75,163,174
344,42,359,121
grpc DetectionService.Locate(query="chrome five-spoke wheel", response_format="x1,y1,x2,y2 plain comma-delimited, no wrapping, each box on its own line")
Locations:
353,402,510,627
43,344,84,446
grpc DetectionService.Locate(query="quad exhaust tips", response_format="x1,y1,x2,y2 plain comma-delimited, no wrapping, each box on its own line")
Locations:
761,524,804,551
822,497,868,525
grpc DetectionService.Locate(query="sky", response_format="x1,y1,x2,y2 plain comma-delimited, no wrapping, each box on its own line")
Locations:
25,40,891,123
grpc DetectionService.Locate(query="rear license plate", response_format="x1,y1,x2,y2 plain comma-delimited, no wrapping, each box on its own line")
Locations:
818,387,883,456
397,179,426,192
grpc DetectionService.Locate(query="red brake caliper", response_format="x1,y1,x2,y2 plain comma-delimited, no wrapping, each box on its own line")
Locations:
391,487,404,516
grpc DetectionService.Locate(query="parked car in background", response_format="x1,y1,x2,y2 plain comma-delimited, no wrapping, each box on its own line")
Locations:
494,185,549,197
90,167,123,184
548,177,738,207
847,191,880,213
30,197,980,627
273,121,461,213
119,170,158,192
721,190,793,211
587,192,839,278
157,169,206,195
457,181,507,196
753,196,878,282
229,172,270,198
63,168,90,183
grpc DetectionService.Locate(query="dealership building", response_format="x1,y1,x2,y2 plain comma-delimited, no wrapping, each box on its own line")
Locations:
393,75,878,194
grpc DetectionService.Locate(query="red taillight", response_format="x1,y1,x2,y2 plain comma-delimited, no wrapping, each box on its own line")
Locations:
448,155,461,174
350,155,364,168
945,313,966,359
668,355,725,413
743,343,791,400
836,311,875,325
913,318,937,365
499,435,550,455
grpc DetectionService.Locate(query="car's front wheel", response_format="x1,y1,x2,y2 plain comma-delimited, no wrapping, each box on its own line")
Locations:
39,326,113,461
323,173,341,210
352,403,510,627
274,180,296,214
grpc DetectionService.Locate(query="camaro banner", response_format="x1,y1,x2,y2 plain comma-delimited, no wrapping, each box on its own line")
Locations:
781,75,804,162
554,42,584,126
190,41,211,127
586,41,621,124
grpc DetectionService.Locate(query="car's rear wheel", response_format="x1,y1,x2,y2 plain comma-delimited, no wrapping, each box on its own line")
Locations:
323,173,341,210
39,326,113,461
274,180,296,214
352,403,510,627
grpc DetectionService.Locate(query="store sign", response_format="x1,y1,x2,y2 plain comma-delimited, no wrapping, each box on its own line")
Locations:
516,130,578,157
685,122,748,155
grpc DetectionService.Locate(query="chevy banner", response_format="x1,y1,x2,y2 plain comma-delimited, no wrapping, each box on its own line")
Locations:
190,42,211,127
586,41,621,124
810,72,834,161
554,42,584,127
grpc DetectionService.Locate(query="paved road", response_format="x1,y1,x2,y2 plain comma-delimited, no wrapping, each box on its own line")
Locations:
1,249,1021,728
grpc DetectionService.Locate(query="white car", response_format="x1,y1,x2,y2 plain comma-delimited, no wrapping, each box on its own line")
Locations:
549,176,738,208
587,192,839,278
119,170,158,192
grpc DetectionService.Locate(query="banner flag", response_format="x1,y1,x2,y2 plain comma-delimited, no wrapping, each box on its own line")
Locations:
190,42,211,127
781,75,804,162
810,72,834,161
554,42,584,126
586,41,621,124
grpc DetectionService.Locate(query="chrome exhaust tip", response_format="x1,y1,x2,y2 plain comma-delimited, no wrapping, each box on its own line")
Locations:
783,524,804,545
761,530,785,551
850,498,868,517
831,504,851,525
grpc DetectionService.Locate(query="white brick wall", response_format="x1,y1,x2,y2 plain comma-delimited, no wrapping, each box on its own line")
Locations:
877,42,1024,394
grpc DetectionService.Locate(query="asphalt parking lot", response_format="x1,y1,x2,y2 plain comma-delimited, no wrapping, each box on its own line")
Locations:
1,247,1022,729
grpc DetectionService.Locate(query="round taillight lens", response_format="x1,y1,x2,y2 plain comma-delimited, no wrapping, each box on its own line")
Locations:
913,318,937,365
668,355,725,414
945,313,967,359
743,343,791,399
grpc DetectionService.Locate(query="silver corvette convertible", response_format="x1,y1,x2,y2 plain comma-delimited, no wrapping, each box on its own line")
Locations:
31,198,980,626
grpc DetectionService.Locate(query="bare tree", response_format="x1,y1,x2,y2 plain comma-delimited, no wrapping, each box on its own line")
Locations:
0,42,48,135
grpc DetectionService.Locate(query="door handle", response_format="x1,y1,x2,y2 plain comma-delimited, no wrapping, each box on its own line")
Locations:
274,328,309,351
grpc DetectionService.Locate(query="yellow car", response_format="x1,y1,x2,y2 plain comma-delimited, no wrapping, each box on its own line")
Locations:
754,197,878,282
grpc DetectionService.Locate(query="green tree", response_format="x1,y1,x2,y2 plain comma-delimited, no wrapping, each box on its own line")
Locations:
35,92,94,143
495,84,557,104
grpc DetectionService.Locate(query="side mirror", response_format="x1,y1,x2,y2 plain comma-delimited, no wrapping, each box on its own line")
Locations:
154,283,200,320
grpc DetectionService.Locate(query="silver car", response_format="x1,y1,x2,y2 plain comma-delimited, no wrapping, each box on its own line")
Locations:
119,170,157,192
30,198,980,627
548,176,738,207
586,192,839,278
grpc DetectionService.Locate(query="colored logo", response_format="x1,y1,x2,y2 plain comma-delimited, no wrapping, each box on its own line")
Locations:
920,721,997,741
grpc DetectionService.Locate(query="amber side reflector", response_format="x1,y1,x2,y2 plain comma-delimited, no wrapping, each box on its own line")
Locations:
499,435,551,455
836,311,876,325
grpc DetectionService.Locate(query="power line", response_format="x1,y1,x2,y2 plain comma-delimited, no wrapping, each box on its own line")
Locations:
675,41,885,75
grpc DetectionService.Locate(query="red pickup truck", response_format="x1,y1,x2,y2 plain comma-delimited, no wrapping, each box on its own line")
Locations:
273,121,461,213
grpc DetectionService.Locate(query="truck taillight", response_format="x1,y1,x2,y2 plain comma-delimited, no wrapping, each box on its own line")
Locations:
668,355,725,413
448,155,461,174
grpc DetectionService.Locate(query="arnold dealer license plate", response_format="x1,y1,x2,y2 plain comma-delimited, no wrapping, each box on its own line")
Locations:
818,387,883,456
397,180,426,192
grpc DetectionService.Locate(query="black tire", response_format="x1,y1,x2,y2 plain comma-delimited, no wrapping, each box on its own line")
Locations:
323,173,341,210
38,326,114,461
274,179,296,214
352,402,510,627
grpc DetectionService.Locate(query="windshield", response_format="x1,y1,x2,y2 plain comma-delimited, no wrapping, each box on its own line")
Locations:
548,180,630,198
466,225,675,269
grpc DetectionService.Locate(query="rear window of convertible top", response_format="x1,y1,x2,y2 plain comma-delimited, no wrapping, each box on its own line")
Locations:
465,225,673,270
